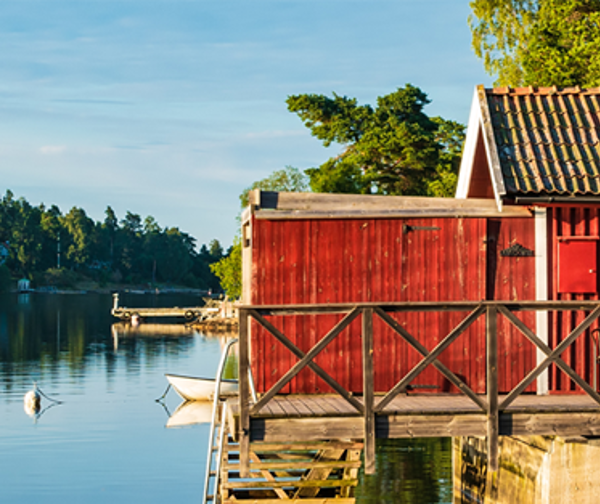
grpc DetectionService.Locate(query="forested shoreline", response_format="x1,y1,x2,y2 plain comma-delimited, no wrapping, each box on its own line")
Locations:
0,190,226,292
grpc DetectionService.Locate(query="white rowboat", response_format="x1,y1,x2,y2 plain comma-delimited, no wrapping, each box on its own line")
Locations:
165,373,238,401
166,400,214,428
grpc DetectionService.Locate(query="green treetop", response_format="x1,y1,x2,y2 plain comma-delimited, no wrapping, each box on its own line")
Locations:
287,85,464,197
240,166,309,208
470,0,600,87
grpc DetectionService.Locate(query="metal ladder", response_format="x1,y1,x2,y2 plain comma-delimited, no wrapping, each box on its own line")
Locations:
202,338,257,504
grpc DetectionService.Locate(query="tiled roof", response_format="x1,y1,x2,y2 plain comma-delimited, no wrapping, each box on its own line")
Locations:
485,86,600,196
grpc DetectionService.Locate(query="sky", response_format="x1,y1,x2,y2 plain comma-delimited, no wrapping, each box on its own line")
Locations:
0,0,492,249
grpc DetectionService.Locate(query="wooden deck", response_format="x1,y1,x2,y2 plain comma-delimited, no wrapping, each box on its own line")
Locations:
236,301,600,475
229,393,600,442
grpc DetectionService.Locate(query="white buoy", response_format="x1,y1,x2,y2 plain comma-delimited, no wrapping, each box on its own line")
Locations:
24,386,41,417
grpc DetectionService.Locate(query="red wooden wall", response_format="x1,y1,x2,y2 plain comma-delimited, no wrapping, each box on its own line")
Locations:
549,207,600,393
249,215,536,395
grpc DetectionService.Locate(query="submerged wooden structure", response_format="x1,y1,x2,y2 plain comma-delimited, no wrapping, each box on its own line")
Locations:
219,438,362,502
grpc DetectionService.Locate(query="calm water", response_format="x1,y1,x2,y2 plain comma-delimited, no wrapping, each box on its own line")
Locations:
0,292,452,503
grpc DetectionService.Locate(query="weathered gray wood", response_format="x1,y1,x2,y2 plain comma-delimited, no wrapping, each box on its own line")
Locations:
251,417,365,442
377,305,485,409
228,394,600,420
362,307,376,475
500,305,600,409
254,208,528,220
498,305,600,409
341,449,362,498
223,479,358,489
240,460,362,471
220,420,230,502
243,408,600,441
250,308,361,415
374,307,486,412
249,309,363,413
238,308,251,478
381,414,489,437
487,305,499,472
293,448,346,498
251,190,529,216
223,499,356,504
249,441,364,452
248,452,289,499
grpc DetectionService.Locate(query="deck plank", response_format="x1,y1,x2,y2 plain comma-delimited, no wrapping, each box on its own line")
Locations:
229,394,600,442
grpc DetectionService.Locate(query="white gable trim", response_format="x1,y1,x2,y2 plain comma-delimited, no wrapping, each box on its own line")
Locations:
455,87,482,199
455,85,506,212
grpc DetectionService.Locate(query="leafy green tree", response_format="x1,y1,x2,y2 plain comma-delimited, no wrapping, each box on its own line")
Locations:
149,227,195,284
210,238,242,299
121,211,142,235
522,0,600,87
240,166,310,207
208,239,224,259
305,160,367,194
61,207,94,268
117,211,143,280
9,198,44,276
428,118,466,197
287,86,462,196
39,205,62,270
193,244,222,291
0,190,16,241
0,264,11,291
0,189,223,289
99,206,118,264
469,0,536,86
469,0,600,87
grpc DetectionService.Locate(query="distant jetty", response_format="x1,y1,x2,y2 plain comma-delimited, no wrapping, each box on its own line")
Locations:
111,293,238,331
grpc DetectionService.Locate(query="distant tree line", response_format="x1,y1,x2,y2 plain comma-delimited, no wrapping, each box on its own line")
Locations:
0,190,223,291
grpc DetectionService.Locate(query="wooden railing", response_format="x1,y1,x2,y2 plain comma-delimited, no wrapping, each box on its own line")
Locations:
238,301,600,475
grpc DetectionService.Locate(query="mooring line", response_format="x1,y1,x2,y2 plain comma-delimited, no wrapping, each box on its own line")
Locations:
34,382,63,404
155,383,171,402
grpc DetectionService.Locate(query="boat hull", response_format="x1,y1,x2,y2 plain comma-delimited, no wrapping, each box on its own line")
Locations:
165,374,238,401
166,400,214,428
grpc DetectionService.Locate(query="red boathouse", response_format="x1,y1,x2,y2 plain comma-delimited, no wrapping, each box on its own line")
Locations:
242,85,600,397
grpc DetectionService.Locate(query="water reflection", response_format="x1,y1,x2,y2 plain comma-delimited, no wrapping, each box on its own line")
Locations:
0,292,455,503
0,292,211,392
0,291,235,504
356,438,452,504
165,400,214,428
111,322,197,351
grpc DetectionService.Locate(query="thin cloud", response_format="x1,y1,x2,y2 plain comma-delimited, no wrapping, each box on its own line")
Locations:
40,145,66,155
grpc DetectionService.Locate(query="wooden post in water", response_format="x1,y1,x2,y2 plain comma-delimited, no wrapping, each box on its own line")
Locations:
238,308,251,478
362,307,376,475
486,305,499,472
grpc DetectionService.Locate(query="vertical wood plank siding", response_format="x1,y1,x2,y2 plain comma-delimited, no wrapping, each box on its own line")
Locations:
550,207,600,393
251,215,537,394
487,218,537,393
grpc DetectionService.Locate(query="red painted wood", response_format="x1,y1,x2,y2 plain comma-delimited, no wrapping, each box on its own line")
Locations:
549,206,600,393
558,238,597,293
250,215,537,395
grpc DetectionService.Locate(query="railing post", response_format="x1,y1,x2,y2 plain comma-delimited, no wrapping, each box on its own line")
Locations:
238,308,251,478
362,307,376,475
486,305,499,472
